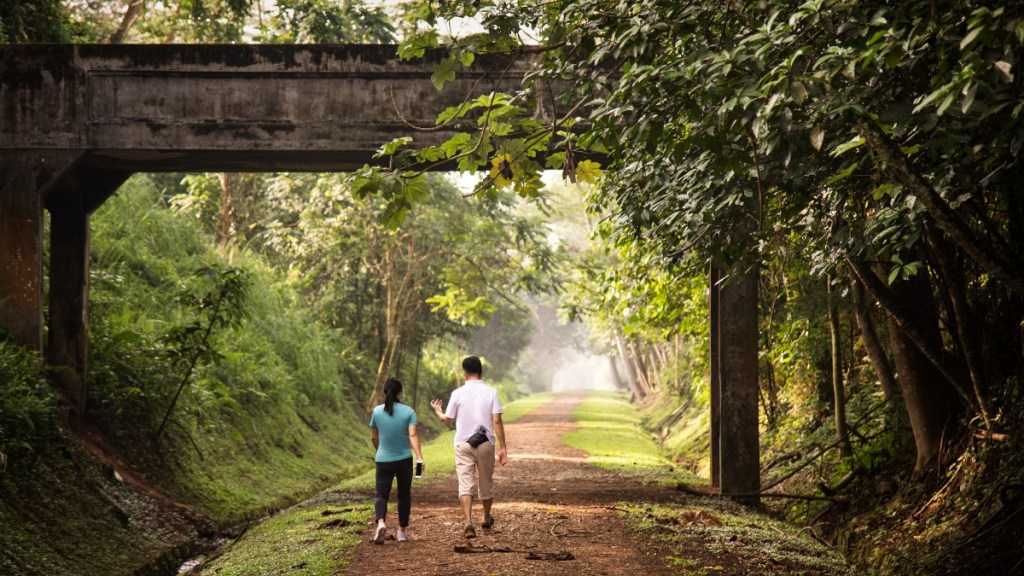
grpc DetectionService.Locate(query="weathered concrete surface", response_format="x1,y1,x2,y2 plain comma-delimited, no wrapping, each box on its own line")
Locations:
0,44,535,403
1,44,530,171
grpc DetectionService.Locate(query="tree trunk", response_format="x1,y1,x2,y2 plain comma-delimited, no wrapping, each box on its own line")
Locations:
217,172,237,255
848,268,904,423
411,344,422,411
880,266,955,474
608,355,627,391
848,259,976,414
710,266,721,488
827,277,853,459
927,228,992,429
718,265,760,505
615,334,644,401
109,0,145,44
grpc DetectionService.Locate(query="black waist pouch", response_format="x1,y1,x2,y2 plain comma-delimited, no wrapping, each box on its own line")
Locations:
466,425,489,448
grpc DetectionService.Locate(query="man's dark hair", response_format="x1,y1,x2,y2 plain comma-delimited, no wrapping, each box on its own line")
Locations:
462,356,483,377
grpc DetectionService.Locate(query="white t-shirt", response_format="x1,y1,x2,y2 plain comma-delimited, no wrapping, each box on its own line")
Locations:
445,380,503,445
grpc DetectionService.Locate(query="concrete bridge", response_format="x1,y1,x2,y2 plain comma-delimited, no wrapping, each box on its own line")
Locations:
1,43,528,409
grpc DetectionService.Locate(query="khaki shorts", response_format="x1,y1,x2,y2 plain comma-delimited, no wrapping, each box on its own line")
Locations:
454,441,496,500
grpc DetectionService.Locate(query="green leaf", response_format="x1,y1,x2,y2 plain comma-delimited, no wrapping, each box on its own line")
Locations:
960,27,982,50
376,136,414,157
825,162,857,185
810,125,825,151
439,132,471,158
961,83,977,114
936,91,956,117
872,183,898,200
398,30,439,60
831,136,865,157
575,160,603,184
790,81,809,104
887,265,901,285
431,56,460,91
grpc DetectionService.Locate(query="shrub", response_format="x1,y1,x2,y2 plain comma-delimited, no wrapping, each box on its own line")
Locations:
0,342,58,469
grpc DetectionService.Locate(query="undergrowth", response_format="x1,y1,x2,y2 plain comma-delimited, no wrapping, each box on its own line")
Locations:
2,175,379,575
636,377,1024,576
567,391,853,576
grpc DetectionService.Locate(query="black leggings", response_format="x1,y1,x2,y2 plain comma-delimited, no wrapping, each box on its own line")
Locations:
374,457,413,528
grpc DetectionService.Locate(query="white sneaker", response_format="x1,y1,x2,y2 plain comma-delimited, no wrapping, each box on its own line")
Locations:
396,530,409,542
373,524,386,545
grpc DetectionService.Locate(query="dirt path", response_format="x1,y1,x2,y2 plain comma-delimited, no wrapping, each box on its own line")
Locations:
340,392,676,576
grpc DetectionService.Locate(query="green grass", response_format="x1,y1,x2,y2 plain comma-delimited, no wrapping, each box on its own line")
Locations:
164,403,375,522
562,391,681,480
616,499,854,576
191,498,371,575
564,392,852,576
502,391,554,423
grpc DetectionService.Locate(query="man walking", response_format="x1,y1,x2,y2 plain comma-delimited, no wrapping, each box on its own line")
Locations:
431,356,508,538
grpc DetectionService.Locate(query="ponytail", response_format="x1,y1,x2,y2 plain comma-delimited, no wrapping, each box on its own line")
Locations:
383,377,403,415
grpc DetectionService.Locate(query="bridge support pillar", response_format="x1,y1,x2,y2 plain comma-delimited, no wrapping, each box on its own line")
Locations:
44,168,130,414
46,197,91,414
0,153,77,352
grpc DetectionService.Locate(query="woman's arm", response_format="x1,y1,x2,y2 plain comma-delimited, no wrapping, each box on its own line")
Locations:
408,424,424,461
370,427,379,450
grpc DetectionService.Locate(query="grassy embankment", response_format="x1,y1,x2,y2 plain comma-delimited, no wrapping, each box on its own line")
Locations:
1,176,375,575
185,392,554,575
564,391,853,576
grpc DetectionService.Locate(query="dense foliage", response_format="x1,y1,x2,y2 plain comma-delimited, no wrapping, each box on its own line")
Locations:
365,0,1024,573
0,344,58,466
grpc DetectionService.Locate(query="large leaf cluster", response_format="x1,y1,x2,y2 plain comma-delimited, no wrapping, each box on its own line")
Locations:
402,0,1023,292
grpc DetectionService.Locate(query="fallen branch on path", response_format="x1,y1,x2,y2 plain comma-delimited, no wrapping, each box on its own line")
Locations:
453,544,575,561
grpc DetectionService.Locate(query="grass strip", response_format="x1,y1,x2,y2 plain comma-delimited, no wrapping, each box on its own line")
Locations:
562,391,680,480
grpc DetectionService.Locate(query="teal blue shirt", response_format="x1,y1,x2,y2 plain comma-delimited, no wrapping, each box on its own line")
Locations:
369,403,417,463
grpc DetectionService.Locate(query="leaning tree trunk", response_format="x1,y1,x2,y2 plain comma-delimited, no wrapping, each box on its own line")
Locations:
881,267,955,474
848,269,905,424
615,334,644,401
217,172,237,256
927,227,992,429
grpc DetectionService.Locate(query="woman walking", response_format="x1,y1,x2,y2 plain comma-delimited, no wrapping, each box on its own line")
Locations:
369,377,424,544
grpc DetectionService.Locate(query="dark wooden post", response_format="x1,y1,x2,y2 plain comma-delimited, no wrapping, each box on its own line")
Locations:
719,265,760,506
709,265,721,488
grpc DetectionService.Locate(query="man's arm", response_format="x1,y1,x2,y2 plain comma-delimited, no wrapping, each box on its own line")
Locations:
431,398,455,426
492,413,508,466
